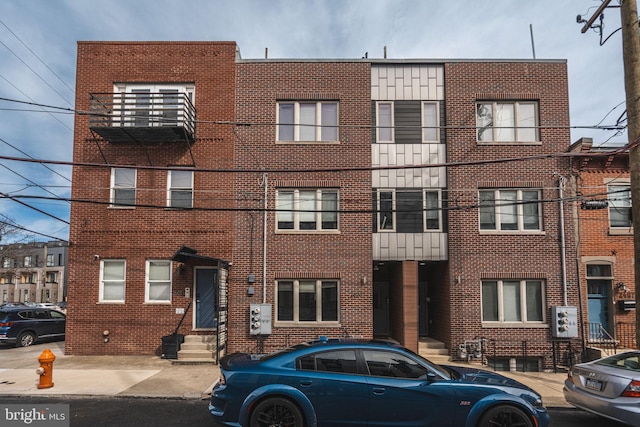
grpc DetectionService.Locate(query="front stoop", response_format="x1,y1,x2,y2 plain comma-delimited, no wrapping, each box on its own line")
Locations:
174,335,217,364
418,337,451,364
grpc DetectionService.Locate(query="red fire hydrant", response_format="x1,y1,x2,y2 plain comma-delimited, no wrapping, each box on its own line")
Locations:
36,348,55,389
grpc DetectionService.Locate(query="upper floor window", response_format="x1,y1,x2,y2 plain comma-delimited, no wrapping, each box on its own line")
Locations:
167,170,193,208
482,279,544,324
277,101,338,142
46,271,58,283
608,184,631,229
100,259,126,303
23,256,32,268
21,273,36,284
113,83,195,128
476,101,538,143
422,102,440,142
375,101,441,144
376,102,394,143
375,189,442,232
46,254,55,267
145,260,171,303
479,189,542,232
276,189,338,232
276,279,338,324
2,257,11,268
111,168,136,208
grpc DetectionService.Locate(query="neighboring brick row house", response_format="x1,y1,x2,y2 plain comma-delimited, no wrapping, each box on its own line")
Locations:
0,241,68,305
66,41,630,370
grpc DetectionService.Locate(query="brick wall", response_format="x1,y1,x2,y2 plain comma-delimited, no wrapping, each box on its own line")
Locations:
67,42,237,355
230,60,372,353
444,61,579,368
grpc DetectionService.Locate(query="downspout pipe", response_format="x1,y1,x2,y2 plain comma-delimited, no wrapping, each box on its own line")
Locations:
262,173,268,304
558,174,568,306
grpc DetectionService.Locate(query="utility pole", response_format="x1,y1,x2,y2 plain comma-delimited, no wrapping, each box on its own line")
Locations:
620,0,640,350
581,0,640,349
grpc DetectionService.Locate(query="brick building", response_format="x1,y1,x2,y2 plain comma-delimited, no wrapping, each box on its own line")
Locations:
570,138,635,351
68,42,582,368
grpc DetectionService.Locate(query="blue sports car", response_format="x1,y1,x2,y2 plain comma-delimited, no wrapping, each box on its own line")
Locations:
209,338,549,427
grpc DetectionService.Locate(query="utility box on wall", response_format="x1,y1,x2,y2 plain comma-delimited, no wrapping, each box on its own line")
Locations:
250,303,272,335
552,306,578,338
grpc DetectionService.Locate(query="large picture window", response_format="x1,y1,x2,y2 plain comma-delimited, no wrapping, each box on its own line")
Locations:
482,280,544,324
110,168,136,207
476,101,538,143
608,184,632,229
167,170,193,208
100,260,126,303
276,189,338,232
276,279,339,324
277,101,338,142
145,260,171,303
479,189,541,232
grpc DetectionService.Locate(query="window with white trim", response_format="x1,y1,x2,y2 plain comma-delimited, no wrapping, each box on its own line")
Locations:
277,101,338,142
276,189,338,231
3,257,11,268
276,279,339,324
482,280,544,324
145,260,172,303
46,254,55,267
608,184,632,229
476,101,538,143
23,256,32,267
479,189,542,232
376,189,442,232
422,102,440,142
100,259,126,303
167,170,193,208
376,101,394,143
110,168,136,207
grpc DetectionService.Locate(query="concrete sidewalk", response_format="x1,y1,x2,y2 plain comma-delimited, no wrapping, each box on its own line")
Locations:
0,341,571,408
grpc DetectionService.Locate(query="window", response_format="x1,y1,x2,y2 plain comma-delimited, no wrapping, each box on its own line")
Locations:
2,257,11,268
23,256,32,268
277,101,338,142
111,168,136,207
167,170,193,208
100,260,126,303
422,102,440,142
146,260,171,303
276,279,339,324
276,189,338,232
376,190,442,232
376,102,394,143
21,273,35,284
608,184,631,228
46,272,58,283
482,280,544,324
476,101,538,143
46,254,55,267
362,350,430,379
479,189,541,232
298,350,358,374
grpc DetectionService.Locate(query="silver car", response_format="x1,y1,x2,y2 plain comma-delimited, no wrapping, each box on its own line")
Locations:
563,351,640,426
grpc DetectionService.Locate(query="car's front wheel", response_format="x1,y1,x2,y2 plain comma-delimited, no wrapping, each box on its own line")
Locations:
477,405,533,427
249,397,304,427
17,331,36,347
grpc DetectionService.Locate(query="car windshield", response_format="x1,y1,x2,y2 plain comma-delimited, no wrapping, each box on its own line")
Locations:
595,353,640,372
402,346,452,379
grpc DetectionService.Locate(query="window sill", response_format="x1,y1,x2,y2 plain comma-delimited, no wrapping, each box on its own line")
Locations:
275,230,340,235
97,301,125,305
609,228,633,236
479,230,545,235
276,140,340,145
274,321,341,328
477,141,542,146
482,322,548,329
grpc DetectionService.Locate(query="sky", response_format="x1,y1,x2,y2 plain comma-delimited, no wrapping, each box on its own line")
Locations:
0,0,629,244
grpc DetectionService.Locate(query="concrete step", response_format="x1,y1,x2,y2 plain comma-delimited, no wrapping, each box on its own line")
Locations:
177,335,216,363
418,337,451,363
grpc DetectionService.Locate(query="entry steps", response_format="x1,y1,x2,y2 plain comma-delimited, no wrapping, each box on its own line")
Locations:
174,335,218,364
418,337,451,364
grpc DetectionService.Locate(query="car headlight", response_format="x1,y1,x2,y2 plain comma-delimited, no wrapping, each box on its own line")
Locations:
532,397,543,408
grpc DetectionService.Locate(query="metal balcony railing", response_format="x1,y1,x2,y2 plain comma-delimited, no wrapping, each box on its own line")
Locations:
89,92,196,143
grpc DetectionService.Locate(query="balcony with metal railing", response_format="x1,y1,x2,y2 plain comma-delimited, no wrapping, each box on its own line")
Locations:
88,92,196,143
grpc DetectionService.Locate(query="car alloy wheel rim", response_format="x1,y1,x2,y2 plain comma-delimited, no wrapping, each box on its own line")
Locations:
255,403,297,427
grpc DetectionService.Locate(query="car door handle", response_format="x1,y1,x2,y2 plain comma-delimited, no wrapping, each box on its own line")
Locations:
299,380,312,387
372,387,385,395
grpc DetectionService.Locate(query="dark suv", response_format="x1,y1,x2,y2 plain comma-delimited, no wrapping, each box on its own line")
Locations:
0,306,66,347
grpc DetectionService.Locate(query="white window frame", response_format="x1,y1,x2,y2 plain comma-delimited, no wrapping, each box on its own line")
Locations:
110,168,137,208
479,189,542,233
476,101,539,143
45,271,58,283
607,182,632,232
481,279,545,325
23,256,32,268
377,189,396,232
376,101,394,143
422,101,440,143
275,279,340,326
113,83,195,128
46,254,55,267
424,190,442,231
3,257,11,268
276,189,339,232
276,101,339,143
145,260,172,304
99,259,126,303
167,170,194,208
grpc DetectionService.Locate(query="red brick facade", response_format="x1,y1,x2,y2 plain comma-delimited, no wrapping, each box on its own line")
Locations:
66,42,237,355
